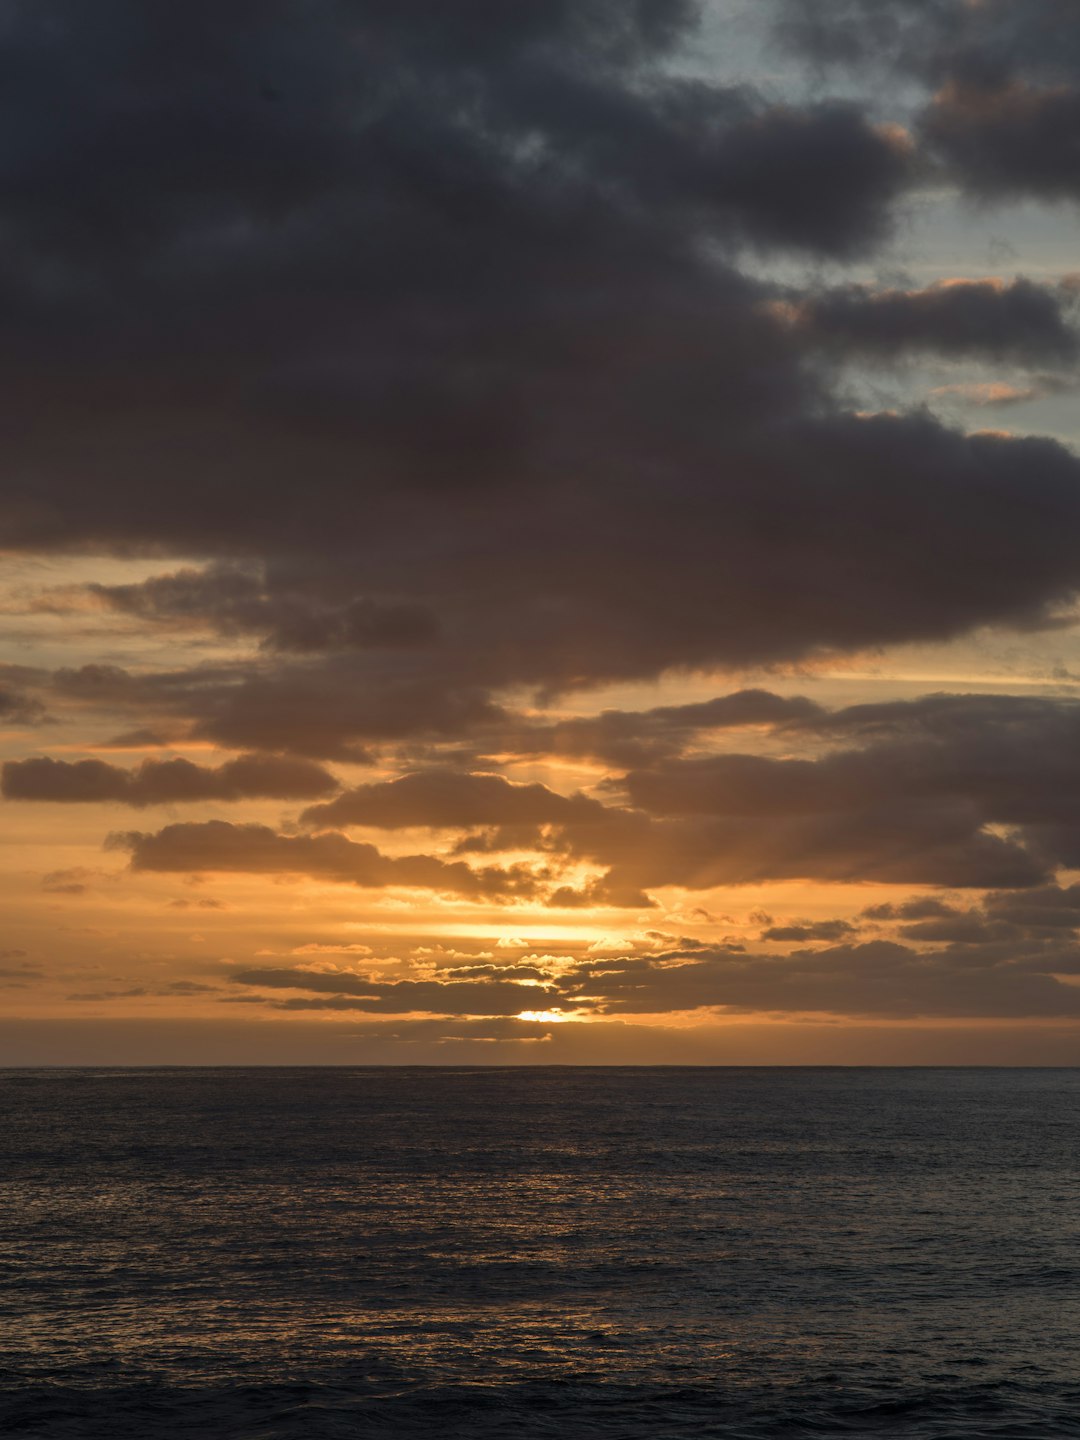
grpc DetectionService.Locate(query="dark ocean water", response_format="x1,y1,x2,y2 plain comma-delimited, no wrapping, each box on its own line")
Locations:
3,1068,1080,1439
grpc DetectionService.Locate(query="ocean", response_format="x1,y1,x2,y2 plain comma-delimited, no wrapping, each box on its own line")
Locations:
2,1067,1079,1438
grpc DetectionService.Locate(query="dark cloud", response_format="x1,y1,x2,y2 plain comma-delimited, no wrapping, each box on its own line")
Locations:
480,690,825,768
84,691,1080,902
546,872,657,911
0,685,48,726
793,691,1080,746
230,965,557,1016
66,980,221,1002
43,663,826,765
777,0,1080,202
38,407,1080,701
774,0,1073,85
0,0,1074,713
894,912,1007,945
3,753,339,805
553,941,1080,1020
597,693,1080,889
554,805,1044,894
760,919,858,942
0,2,911,552
35,656,503,761
300,769,610,830
773,0,962,74
689,100,913,256
188,662,498,761
0,951,42,986
41,866,97,895
110,820,544,901
862,895,960,921
446,693,1080,899
224,923,1080,1021
924,80,1080,202
985,883,1080,932
861,882,1080,949
791,278,1079,366
91,565,440,654
30,399,1080,769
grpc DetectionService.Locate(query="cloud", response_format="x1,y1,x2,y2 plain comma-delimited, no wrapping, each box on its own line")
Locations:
924,80,1080,202
0,5,913,552
776,0,1080,202
65,980,221,1002
487,692,1080,898
478,690,825,768
553,941,1080,1020
188,662,498,760
0,951,42,986
41,866,99,895
230,965,558,1016
0,685,47,726
774,0,1072,82
760,919,858,942
41,665,828,766
790,278,1079,366
3,753,340,805
866,881,1080,949
82,691,1080,903
300,769,609,830
28,404,1080,769
692,102,913,257
110,820,544,901
557,806,1045,894
0,0,1075,715
223,916,1080,1022
599,693,1080,888
863,895,960,921
91,565,441,654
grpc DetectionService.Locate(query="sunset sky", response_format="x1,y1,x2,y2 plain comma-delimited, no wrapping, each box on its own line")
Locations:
7,0,1080,1063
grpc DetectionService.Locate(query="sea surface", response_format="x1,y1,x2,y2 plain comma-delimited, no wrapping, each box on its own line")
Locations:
2,1067,1080,1438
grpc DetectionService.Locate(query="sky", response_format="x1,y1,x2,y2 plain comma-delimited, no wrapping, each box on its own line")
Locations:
6,0,1080,1064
